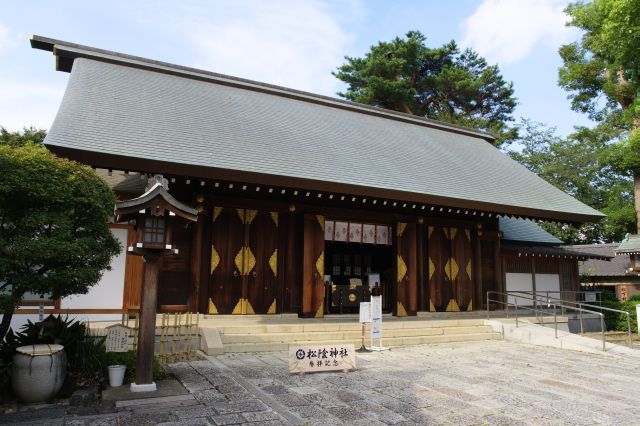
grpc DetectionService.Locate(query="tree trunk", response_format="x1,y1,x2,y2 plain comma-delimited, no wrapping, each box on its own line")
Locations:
635,172,640,234
0,309,15,341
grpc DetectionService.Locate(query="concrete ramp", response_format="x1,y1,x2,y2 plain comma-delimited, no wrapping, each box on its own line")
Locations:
487,317,640,358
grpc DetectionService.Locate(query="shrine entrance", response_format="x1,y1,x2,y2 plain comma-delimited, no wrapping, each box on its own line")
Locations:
208,207,280,315
323,221,394,314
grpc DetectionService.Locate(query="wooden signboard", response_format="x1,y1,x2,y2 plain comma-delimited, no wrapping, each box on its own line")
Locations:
288,344,356,374
105,324,130,352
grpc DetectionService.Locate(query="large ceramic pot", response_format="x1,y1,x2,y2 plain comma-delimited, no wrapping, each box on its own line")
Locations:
12,344,66,403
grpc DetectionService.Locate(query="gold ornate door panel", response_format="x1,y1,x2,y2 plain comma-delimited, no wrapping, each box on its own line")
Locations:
428,226,454,312
452,228,473,311
396,222,417,317
302,214,325,318
209,207,245,314
246,211,279,314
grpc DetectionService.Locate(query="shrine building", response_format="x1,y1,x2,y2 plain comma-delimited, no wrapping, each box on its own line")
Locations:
29,35,607,319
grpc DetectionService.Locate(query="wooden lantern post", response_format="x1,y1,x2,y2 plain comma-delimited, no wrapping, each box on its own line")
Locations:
115,175,197,392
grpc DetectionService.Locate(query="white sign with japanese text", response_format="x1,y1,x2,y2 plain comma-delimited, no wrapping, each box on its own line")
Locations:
370,295,382,339
359,302,371,323
105,324,130,352
288,344,356,374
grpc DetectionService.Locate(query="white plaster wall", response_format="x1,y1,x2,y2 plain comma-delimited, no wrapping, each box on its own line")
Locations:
535,273,561,298
7,227,128,333
61,227,127,310
505,272,533,305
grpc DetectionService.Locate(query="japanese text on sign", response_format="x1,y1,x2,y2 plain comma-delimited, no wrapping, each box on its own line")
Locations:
289,344,356,373
105,324,130,352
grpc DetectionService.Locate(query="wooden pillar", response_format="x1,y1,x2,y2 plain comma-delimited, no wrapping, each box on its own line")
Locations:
135,253,160,387
396,222,417,316
302,214,324,317
189,213,204,313
494,237,504,304
474,233,483,310
416,222,425,311
284,212,301,314
572,260,580,292
531,256,537,296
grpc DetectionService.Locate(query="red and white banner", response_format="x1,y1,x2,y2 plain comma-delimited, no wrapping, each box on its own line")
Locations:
324,220,391,245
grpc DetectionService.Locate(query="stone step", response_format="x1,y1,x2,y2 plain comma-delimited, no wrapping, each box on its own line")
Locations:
222,332,501,353
220,325,494,344
210,318,488,335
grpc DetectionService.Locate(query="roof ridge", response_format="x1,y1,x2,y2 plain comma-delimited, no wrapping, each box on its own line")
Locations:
29,34,496,142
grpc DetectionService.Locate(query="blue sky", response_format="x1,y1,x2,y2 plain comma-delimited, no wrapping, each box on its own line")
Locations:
0,0,592,136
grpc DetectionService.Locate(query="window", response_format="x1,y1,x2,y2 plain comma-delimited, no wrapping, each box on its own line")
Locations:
343,254,351,276
353,254,362,276
332,254,341,276
144,217,165,243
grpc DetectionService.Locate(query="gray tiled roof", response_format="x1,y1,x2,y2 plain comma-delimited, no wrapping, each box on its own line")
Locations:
564,244,627,276
35,37,604,222
499,217,563,245
615,234,640,255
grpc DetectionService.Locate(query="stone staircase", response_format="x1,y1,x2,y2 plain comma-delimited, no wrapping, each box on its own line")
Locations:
199,316,502,353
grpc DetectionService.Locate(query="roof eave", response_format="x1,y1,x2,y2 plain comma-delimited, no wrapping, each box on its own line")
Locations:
49,145,605,224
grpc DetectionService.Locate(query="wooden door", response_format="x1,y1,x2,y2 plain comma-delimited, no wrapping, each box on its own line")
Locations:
302,214,325,317
246,211,279,314
428,226,452,311
451,228,473,311
395,222,417,316
209,207,245,314
427,226,474,312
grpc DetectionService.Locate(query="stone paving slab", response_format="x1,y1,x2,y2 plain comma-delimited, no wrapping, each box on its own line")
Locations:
3,340,640,425
210,340,640,425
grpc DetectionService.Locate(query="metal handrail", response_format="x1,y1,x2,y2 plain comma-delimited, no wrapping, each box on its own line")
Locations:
487,291,607,351
510,291,632,347
529,290,602,305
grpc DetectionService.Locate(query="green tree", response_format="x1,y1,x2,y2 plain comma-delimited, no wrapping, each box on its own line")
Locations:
559,0,640,232
0,126,46,147
334,31,517,145
0,139,120,340
508,120,635,243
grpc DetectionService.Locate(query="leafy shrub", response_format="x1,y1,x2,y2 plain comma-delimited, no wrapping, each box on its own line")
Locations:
103,351,169,383
596,290,639,333
600,289,623,330
618,300,639,333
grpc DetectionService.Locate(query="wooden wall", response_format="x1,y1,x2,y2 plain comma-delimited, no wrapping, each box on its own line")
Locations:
120,193,514,315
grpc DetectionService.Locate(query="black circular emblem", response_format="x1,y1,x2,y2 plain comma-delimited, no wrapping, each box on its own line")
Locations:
295,349,305,360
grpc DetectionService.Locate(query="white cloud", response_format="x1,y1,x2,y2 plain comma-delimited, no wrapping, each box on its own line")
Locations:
0,23,16,53
0,80,65,131
183,0,359,96
460,0,576,65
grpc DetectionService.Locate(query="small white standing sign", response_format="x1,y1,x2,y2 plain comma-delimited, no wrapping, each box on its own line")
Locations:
105,324,130,353
359,302,371,323
636,304,640,335
370,295,388,351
